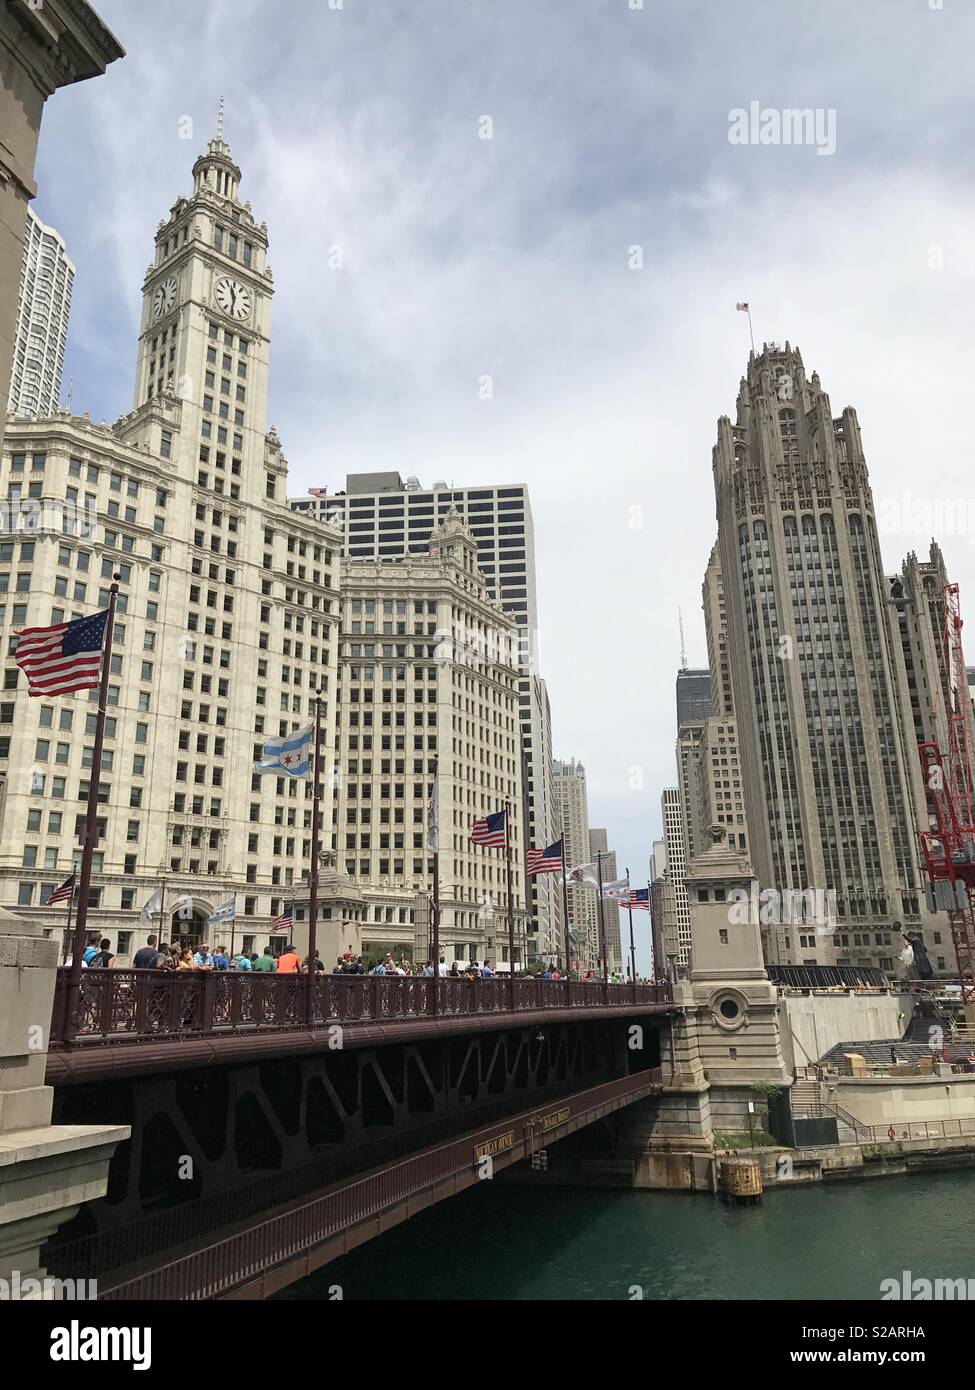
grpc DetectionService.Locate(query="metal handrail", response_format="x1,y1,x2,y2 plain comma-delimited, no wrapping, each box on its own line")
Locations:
49,969,673,1047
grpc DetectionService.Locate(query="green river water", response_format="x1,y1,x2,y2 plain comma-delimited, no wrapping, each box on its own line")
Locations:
276,1167,974,1301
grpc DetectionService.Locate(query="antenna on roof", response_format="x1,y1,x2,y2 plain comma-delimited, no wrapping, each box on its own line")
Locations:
216,94,225,140
678,608,687,670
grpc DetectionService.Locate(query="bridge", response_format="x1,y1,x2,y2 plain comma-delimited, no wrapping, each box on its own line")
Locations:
42,970,677,1299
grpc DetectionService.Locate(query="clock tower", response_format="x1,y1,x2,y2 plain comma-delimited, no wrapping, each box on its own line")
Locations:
133,118,273,508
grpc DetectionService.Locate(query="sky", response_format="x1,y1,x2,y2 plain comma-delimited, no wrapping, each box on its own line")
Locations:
31,0,975,969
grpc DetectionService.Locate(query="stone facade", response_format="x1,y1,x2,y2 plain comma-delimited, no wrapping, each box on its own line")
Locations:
712,345,940,969
553,757,597,971
0,130,344,961
334,512,527,968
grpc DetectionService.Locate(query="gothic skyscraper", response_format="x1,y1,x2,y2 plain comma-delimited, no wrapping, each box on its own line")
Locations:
712,344,936,969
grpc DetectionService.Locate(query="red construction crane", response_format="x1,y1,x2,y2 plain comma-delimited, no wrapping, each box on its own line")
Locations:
917,582,975,1008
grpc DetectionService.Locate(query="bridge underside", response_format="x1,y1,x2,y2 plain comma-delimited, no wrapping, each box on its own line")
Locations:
45,1014,665,1300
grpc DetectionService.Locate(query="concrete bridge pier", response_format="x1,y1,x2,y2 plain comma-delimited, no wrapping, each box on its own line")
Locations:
0,908,128,1292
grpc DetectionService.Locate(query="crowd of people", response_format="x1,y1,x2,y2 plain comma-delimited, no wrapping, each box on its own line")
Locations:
75,934,654,983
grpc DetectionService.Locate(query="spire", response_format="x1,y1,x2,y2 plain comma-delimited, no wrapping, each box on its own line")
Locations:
192,97,241,200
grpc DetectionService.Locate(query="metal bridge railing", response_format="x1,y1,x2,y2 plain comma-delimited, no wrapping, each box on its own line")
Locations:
49,970,673,1047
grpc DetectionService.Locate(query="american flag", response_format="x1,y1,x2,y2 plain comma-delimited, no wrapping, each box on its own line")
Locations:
15,609,109,697
470,809,506,847
270,909,293,936
47,872,76,906
527,840,562,875
736,301,750,313
619,888,650,911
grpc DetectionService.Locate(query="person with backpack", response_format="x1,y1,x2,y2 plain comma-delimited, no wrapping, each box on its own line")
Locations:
82,936,100,966
90,938,114,968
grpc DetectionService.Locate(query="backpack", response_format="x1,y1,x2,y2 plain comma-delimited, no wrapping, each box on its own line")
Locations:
83,946,99,965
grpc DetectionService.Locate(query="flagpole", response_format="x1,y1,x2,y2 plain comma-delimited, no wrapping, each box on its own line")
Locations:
647,879,654,983
306,693,323,1020
595,850,608,997
64,877,75,965
504,798,515,1002
626,865,636,984
560,837,571,977
65,575,121,1042
430,758,440,1016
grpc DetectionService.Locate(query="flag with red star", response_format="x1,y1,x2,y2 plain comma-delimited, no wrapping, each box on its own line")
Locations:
254,722,314,778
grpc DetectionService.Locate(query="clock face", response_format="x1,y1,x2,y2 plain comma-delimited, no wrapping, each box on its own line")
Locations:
214,277,252,321
151,275,177,320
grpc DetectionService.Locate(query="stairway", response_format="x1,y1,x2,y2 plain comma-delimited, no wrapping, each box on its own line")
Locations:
790,1078,866,1144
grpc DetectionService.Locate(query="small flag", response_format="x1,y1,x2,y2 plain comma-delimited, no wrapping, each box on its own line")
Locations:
619,888,650,911
139,888,162,925
308,487,328,498
14,608,109,697
208,898,236,926
566,862,598,890
426,772,439,854
255,722,313,778
471,809,506,847
736,301,749,313
47,872,75,906
527,841,562,875
270,909,293,936
601,879,630,899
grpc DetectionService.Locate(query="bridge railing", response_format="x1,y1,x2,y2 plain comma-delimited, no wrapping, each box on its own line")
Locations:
49,970,673,1047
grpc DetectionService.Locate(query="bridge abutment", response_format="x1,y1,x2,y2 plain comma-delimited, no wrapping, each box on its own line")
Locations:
0,909,128,1291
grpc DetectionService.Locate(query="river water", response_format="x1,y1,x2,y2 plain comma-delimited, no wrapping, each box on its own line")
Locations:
276,1168,974,1301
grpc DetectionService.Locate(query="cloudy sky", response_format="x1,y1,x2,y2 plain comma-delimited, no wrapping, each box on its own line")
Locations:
34,0,975,967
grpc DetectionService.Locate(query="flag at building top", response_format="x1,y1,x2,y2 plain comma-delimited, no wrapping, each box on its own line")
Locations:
470,809,506,847
270,909,293,936
14,608,109,697
255,722,313,778
426,774,439,854
526,841,562,875
736,301,749,312
47,872,75,906
208,898,236,925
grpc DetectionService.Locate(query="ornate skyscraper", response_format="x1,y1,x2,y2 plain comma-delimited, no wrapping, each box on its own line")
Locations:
0,125,341,958
712,344,936,969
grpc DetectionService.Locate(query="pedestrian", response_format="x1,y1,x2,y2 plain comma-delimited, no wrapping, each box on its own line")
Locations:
275,942,302,973
90,937,114,968
193,942,215,970
252,945,277,973
481,960,493,979
212,945,230,970
133,934,162,969
890,1046,898,1065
